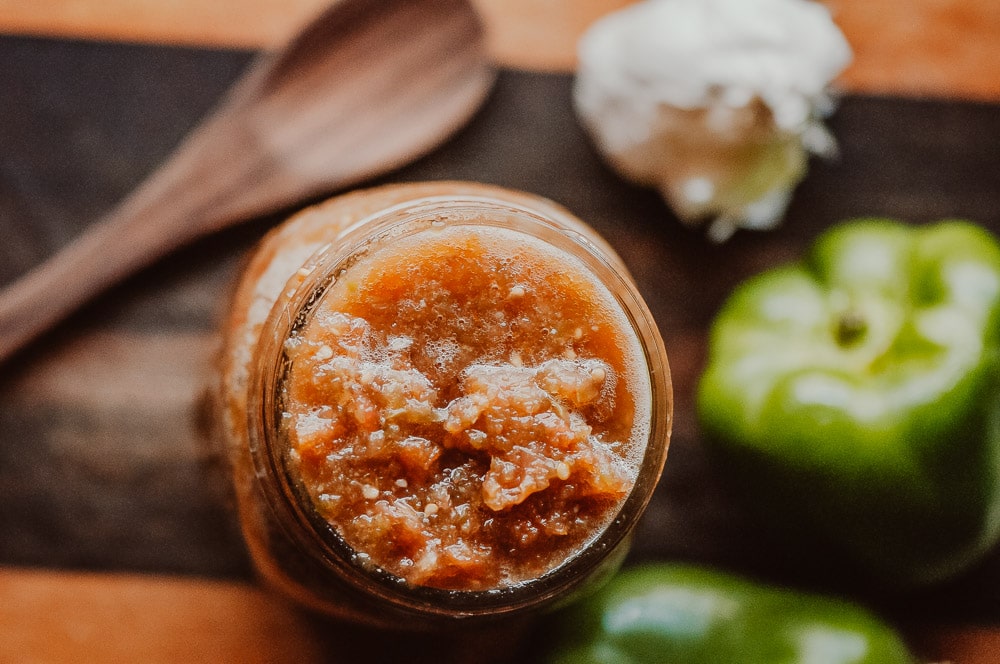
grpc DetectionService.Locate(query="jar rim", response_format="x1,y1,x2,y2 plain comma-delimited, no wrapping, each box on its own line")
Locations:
246,195,672,619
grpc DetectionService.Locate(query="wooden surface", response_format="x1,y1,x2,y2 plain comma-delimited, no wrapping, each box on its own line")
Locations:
3,572,998,664
0,0,997,100
0,0,494,360
1,2,1000,661
0,569,329,664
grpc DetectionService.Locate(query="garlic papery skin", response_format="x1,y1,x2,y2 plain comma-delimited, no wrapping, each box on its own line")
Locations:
574,0,852,241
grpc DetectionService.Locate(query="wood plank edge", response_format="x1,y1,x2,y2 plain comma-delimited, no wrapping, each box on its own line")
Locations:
3,567,1000,662
0,567,327,663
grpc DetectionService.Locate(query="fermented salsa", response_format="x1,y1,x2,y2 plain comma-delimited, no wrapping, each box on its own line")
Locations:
281,223,651,590
219,182,670,623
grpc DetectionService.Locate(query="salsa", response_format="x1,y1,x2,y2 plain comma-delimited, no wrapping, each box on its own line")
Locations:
281,224,650,590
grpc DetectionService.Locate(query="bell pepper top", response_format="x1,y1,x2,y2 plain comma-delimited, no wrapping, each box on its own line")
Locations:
698,219,1000,585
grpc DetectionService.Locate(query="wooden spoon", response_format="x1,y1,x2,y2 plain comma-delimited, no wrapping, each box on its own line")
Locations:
0,0,494,361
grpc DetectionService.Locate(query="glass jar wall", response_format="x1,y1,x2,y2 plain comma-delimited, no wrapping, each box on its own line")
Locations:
216,182,671,628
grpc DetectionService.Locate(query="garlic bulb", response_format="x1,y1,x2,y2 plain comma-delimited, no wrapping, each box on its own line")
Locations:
575,0,852,241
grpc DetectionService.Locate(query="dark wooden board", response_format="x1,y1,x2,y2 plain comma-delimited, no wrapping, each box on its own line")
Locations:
2,34,1000,634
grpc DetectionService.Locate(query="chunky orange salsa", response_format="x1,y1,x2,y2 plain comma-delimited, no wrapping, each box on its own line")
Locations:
282,224,649,590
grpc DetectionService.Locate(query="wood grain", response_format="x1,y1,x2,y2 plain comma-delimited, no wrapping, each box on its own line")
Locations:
918,628,1000,664
3,568,1000,663
0,0,494,361
1,32,1000,663
0,568,329,664
0,0,996,100
826,0,1000,101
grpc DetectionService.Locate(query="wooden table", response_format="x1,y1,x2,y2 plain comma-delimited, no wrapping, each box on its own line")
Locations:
2,1,999,661
0,0,998,100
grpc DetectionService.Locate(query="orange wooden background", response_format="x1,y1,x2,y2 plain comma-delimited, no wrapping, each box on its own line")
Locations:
1,0,999,661
0,0,997,100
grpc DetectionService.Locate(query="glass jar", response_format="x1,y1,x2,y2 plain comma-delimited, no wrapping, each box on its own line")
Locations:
216,182,671,629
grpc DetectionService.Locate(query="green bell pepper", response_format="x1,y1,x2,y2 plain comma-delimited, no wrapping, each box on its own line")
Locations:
697,219,1000,586
542,564,913,664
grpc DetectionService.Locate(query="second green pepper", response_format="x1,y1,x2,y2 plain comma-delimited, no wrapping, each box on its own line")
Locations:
697,219,1000,585
542,564,913,664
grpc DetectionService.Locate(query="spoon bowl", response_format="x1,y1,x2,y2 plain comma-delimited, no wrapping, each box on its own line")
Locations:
0,0,494,361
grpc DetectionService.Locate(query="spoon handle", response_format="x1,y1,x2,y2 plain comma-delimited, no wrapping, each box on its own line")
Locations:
0,0,494,362
0,207,181,362
0,113,273,362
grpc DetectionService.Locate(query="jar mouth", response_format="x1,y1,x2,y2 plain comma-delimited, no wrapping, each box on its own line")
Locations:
247,196,672,618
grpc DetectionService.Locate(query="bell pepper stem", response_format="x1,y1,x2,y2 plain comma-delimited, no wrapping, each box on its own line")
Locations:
835,310,868,347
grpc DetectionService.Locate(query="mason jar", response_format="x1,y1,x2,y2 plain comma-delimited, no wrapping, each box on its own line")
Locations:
216,182,671,629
